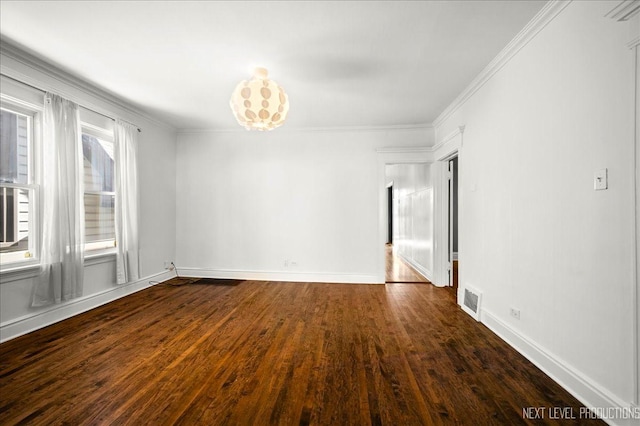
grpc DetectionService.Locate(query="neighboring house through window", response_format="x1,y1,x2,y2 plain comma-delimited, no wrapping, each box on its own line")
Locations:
82,126,116,252
0,103,38,266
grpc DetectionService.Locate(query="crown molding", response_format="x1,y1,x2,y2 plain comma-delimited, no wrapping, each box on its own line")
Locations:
0,39,175,132
371,127,466,155
178,122,434,135
432,0,572,130
432,125,466,152
606,0,640,21
376,146,433,154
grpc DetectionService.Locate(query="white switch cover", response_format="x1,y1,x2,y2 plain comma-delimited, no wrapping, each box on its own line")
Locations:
593,169,608,191
594,168,607,190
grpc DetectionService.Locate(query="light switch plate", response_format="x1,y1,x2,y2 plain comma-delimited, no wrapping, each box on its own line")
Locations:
594,168,607,190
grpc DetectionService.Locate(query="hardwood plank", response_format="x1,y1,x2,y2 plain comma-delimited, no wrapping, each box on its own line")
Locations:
0,279,604,425
385,244,429,283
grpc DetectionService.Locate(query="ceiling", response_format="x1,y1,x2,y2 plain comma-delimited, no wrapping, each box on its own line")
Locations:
0,1,546,130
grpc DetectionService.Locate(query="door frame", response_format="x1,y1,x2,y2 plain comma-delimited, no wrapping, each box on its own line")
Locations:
376,147,432,284
437,151,458,289
387,183,393,245
448,156,458,287
432,126,465,300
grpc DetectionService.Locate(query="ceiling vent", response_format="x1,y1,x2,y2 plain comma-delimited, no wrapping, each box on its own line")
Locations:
462,286,482,321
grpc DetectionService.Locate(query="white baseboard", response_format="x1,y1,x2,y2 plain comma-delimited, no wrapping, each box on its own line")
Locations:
482,309,636,426
0,269,176,343
397,253,433,282
177,267,380,284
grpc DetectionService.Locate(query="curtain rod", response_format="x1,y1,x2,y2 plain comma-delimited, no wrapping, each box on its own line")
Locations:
1,73,142,132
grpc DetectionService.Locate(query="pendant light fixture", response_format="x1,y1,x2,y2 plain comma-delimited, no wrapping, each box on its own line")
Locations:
229,67,289,131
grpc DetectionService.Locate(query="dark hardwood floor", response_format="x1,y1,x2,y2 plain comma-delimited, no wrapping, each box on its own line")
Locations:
385,245,430,283
452,260,458,290
0,279,602,425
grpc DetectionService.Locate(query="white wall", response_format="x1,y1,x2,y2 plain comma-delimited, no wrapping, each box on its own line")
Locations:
176,127,432,283
386,163,433,279
435,0,636,417
137,122,177,276
635,23,640,409
0,48,178,341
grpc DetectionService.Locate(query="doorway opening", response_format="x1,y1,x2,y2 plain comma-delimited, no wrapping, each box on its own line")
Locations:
384,163,432,284
387,184,393,245
448,156,459,290
376,148,432,284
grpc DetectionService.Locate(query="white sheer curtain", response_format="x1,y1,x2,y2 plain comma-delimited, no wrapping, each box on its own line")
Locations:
114,119,140,284
33,94,84,306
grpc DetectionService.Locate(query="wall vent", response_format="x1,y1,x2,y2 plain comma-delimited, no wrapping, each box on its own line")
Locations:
462,286,482,321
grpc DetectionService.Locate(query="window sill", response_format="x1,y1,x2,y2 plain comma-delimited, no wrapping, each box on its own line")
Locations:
85,249,116,266
0,261,40,284
0,250,117,284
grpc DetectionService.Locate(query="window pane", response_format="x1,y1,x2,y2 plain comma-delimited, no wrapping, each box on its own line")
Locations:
82,134,114,192
0,187,30,255
84,193,115,243
0,109,29,184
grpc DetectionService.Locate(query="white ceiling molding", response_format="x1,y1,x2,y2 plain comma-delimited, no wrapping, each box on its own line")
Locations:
432,0,571,130
0,40,174,132
179,123,434,135
606,1,640,49
606,0,640,21
432,126,466,153
375,126,466,156
433,126,465,161
376,148,433,166
376,146,433,154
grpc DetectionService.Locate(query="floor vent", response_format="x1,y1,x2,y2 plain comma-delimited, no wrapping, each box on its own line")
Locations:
462,286,482,321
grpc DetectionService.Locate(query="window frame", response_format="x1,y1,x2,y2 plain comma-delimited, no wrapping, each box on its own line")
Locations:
0,84,123,278
0,97,41,272
81,122,116,256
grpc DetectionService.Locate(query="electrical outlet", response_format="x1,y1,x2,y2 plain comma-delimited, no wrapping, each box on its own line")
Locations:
510,308,520,320
284,260,289,268
164,261,175,271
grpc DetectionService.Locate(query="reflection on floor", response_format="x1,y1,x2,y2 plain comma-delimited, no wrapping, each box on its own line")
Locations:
0,281,601,425
452,260,458,290
385,244,430,283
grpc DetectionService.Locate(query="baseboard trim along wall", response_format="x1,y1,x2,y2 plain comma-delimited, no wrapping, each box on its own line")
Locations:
397,253,433,283
482,309,635,426
178,267,380,284
0,269,177,343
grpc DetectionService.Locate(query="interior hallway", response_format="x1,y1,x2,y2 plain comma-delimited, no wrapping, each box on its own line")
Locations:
385,244,430,283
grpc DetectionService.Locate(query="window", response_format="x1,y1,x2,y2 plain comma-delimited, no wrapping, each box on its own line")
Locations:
82,127,116,252
0,104,38,266
1,80,120,269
